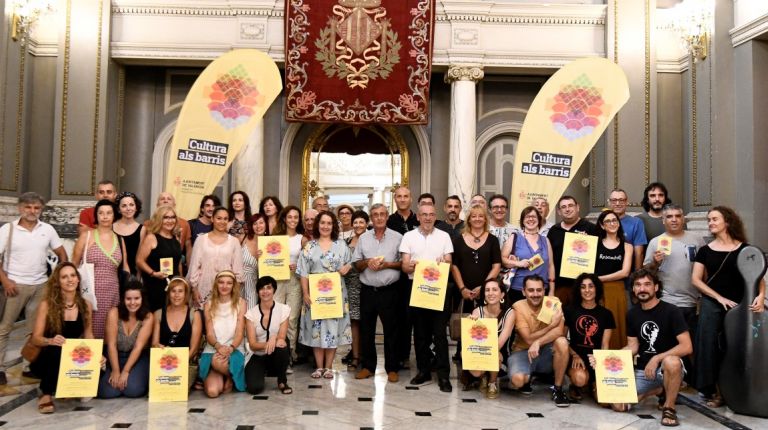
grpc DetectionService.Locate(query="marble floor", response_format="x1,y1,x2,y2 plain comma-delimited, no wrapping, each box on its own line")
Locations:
0,334,765,429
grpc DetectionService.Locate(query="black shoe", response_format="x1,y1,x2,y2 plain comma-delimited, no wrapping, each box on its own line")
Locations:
438,378,453,393
519,382,533,395
397,360,410,371
0,371,6,385
21,369,39,380
341,350,353,365
553,388,570,407
409,372,431,385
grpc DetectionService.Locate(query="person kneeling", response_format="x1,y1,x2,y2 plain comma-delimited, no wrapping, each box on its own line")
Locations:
508,275,570,407
244,276,292,394
98,281,153,398
605,269,692,427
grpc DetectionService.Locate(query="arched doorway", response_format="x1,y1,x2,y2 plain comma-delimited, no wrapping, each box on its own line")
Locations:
300,124,409,212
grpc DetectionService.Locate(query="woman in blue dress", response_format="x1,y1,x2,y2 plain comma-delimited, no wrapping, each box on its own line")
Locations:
298,211,353,379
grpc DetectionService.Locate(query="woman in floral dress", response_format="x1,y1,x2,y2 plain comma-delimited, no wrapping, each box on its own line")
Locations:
297,211,353,379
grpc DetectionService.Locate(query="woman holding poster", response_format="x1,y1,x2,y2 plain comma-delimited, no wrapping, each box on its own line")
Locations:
272,206,304,367
30,263,96,414
463,279,514,399
452,205,501,310
259,196,284,235
152,277,202,361
594,210,633,349
241,213,269,310
137,205,183,311
200,271,247,397
298,211,353,379
188,207,244,308
502,206,556,303
98,280,154,398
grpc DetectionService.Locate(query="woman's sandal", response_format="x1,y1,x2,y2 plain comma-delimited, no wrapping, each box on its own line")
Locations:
661,407,680,427
311,368,324,379
37,397,55,414
322,368,334,379
705,395,724,408
278,382,293,394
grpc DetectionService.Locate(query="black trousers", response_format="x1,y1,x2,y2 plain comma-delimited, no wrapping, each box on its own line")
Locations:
360,282,399,373
395,274,414,362
412,306,450,379
244,346,289,394
31,346,62,395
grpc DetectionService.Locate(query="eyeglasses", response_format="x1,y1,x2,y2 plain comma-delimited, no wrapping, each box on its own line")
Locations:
608,198,627,204
163,215,177,220
602,219,620,225
491,205,507,211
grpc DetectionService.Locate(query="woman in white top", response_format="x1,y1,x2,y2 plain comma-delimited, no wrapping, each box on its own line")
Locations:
244,276,292,394
271,205,304,365
199,271,246,398
188,207,244,308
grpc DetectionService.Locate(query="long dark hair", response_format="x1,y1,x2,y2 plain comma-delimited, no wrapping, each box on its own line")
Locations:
228,191,252,221
570,273,605,306
259,196,284,219
273,205,304,235
709,206,747,243
312,211,340,241
117,280,149,321
641,182,671,212
244,213,269,240
596,210,625,242
478,278,510,324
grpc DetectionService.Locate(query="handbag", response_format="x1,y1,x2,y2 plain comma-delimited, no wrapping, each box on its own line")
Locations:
20,335,41,362
79,231,98,310
449,299,468,341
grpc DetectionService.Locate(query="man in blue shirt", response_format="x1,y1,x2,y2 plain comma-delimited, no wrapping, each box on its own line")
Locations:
608,189,647,269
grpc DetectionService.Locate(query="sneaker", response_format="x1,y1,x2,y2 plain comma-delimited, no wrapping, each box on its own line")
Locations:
519,382,533,395
486,382,499,399
286,365,294,375
553,388,570,407
0,371,7,385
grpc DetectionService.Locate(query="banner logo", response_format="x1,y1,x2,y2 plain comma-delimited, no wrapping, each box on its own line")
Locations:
548,74,606,141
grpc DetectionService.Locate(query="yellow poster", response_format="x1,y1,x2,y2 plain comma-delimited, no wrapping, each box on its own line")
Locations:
510,57,630,219
460,318,499,372
159,257,174,276
537,296,561,324
593,349,638,404
258,235,291,280
559,232,598,279
55,339,103,398
165,50,282,219
657,235,672,255
309,272,343,320
149,347,190,402
409,261,450,311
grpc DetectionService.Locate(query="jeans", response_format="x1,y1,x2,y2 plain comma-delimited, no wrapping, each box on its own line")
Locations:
0,282,44,370
97,350,150,398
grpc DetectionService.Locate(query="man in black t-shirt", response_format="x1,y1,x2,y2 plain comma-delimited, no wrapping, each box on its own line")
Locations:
546,196,597,306
607,269,692,427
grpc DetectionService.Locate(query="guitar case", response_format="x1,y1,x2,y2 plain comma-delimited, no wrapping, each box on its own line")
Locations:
719,246,768,417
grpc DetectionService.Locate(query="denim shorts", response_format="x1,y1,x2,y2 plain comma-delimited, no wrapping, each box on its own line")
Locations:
507,343,554,376
634,358,686,395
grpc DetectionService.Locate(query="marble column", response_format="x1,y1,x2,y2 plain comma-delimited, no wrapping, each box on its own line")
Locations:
445,65,483,211
234,118,264,202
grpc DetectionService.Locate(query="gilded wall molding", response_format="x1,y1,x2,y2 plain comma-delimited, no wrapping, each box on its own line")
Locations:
57,0,104,196
111,6,283,17
115,66,126,189
444,65,484,83
0,41,26,192
690,59,713,207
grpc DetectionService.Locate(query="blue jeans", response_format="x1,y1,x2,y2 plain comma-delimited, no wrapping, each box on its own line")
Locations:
98,350,149,398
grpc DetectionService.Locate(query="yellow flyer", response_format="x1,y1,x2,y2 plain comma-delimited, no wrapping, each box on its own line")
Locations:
460,318,499,372
529,253,544,270
537,296,561,324
309,272,343,320
593,349,638,403
55,339,103,398
409,261,450,311
159,257,174,276
559,232,598,279
258,235,291,280
657,235,672,255
149,347,189,402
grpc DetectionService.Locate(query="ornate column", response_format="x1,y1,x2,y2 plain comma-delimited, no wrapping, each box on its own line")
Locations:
234,119,264,201
445,65,483,210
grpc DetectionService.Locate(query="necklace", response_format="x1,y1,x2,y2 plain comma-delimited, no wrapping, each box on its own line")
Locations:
64,302,76,310
469,231,484,243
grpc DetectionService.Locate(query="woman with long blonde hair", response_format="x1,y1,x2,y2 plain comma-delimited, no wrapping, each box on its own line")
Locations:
136,205,183,311
199,271,247,397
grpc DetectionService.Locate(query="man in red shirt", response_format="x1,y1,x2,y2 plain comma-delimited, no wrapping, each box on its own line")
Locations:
78,180,116,235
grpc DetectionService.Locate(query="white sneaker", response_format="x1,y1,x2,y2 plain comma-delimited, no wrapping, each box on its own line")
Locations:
286,366,294,375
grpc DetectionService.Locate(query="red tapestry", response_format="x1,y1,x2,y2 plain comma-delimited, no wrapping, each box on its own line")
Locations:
284,0,435,125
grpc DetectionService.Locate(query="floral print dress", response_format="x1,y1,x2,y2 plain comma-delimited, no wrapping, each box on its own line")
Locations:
297,239,353,348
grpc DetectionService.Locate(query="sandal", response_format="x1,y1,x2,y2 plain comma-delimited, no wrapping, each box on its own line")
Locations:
278,382,293,394
661,407,680,427
322,368,334,379
705,395,724,408
311,368,324,379
347,357,359,371
38,396,55,414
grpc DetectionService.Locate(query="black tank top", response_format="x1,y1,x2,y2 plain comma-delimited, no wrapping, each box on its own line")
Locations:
46,311,85,338
595,240,625,277
159,306,193,347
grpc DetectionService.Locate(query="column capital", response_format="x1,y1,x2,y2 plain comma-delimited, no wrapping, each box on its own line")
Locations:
444,65,484,83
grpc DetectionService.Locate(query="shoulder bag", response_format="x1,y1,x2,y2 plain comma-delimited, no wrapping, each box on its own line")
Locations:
79,231,98,310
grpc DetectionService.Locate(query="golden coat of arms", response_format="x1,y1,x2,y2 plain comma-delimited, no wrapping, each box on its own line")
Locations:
315,0,402,89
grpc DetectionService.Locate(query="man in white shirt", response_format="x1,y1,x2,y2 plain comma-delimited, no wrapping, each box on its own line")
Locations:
400,203,453,392
0,192,68,385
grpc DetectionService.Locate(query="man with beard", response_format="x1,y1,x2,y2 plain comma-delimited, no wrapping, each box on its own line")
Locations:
509,275,570,407
187,194,221,249
638,182,674,242
605,269,691,427
546,196,597,305
436,195,464,241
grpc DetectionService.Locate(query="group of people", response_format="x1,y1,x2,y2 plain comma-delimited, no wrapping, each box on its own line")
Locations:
0,181,764,427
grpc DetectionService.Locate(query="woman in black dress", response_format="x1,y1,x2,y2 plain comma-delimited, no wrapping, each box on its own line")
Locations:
451,205,501,311
113,191,145,275
137,205,183,311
